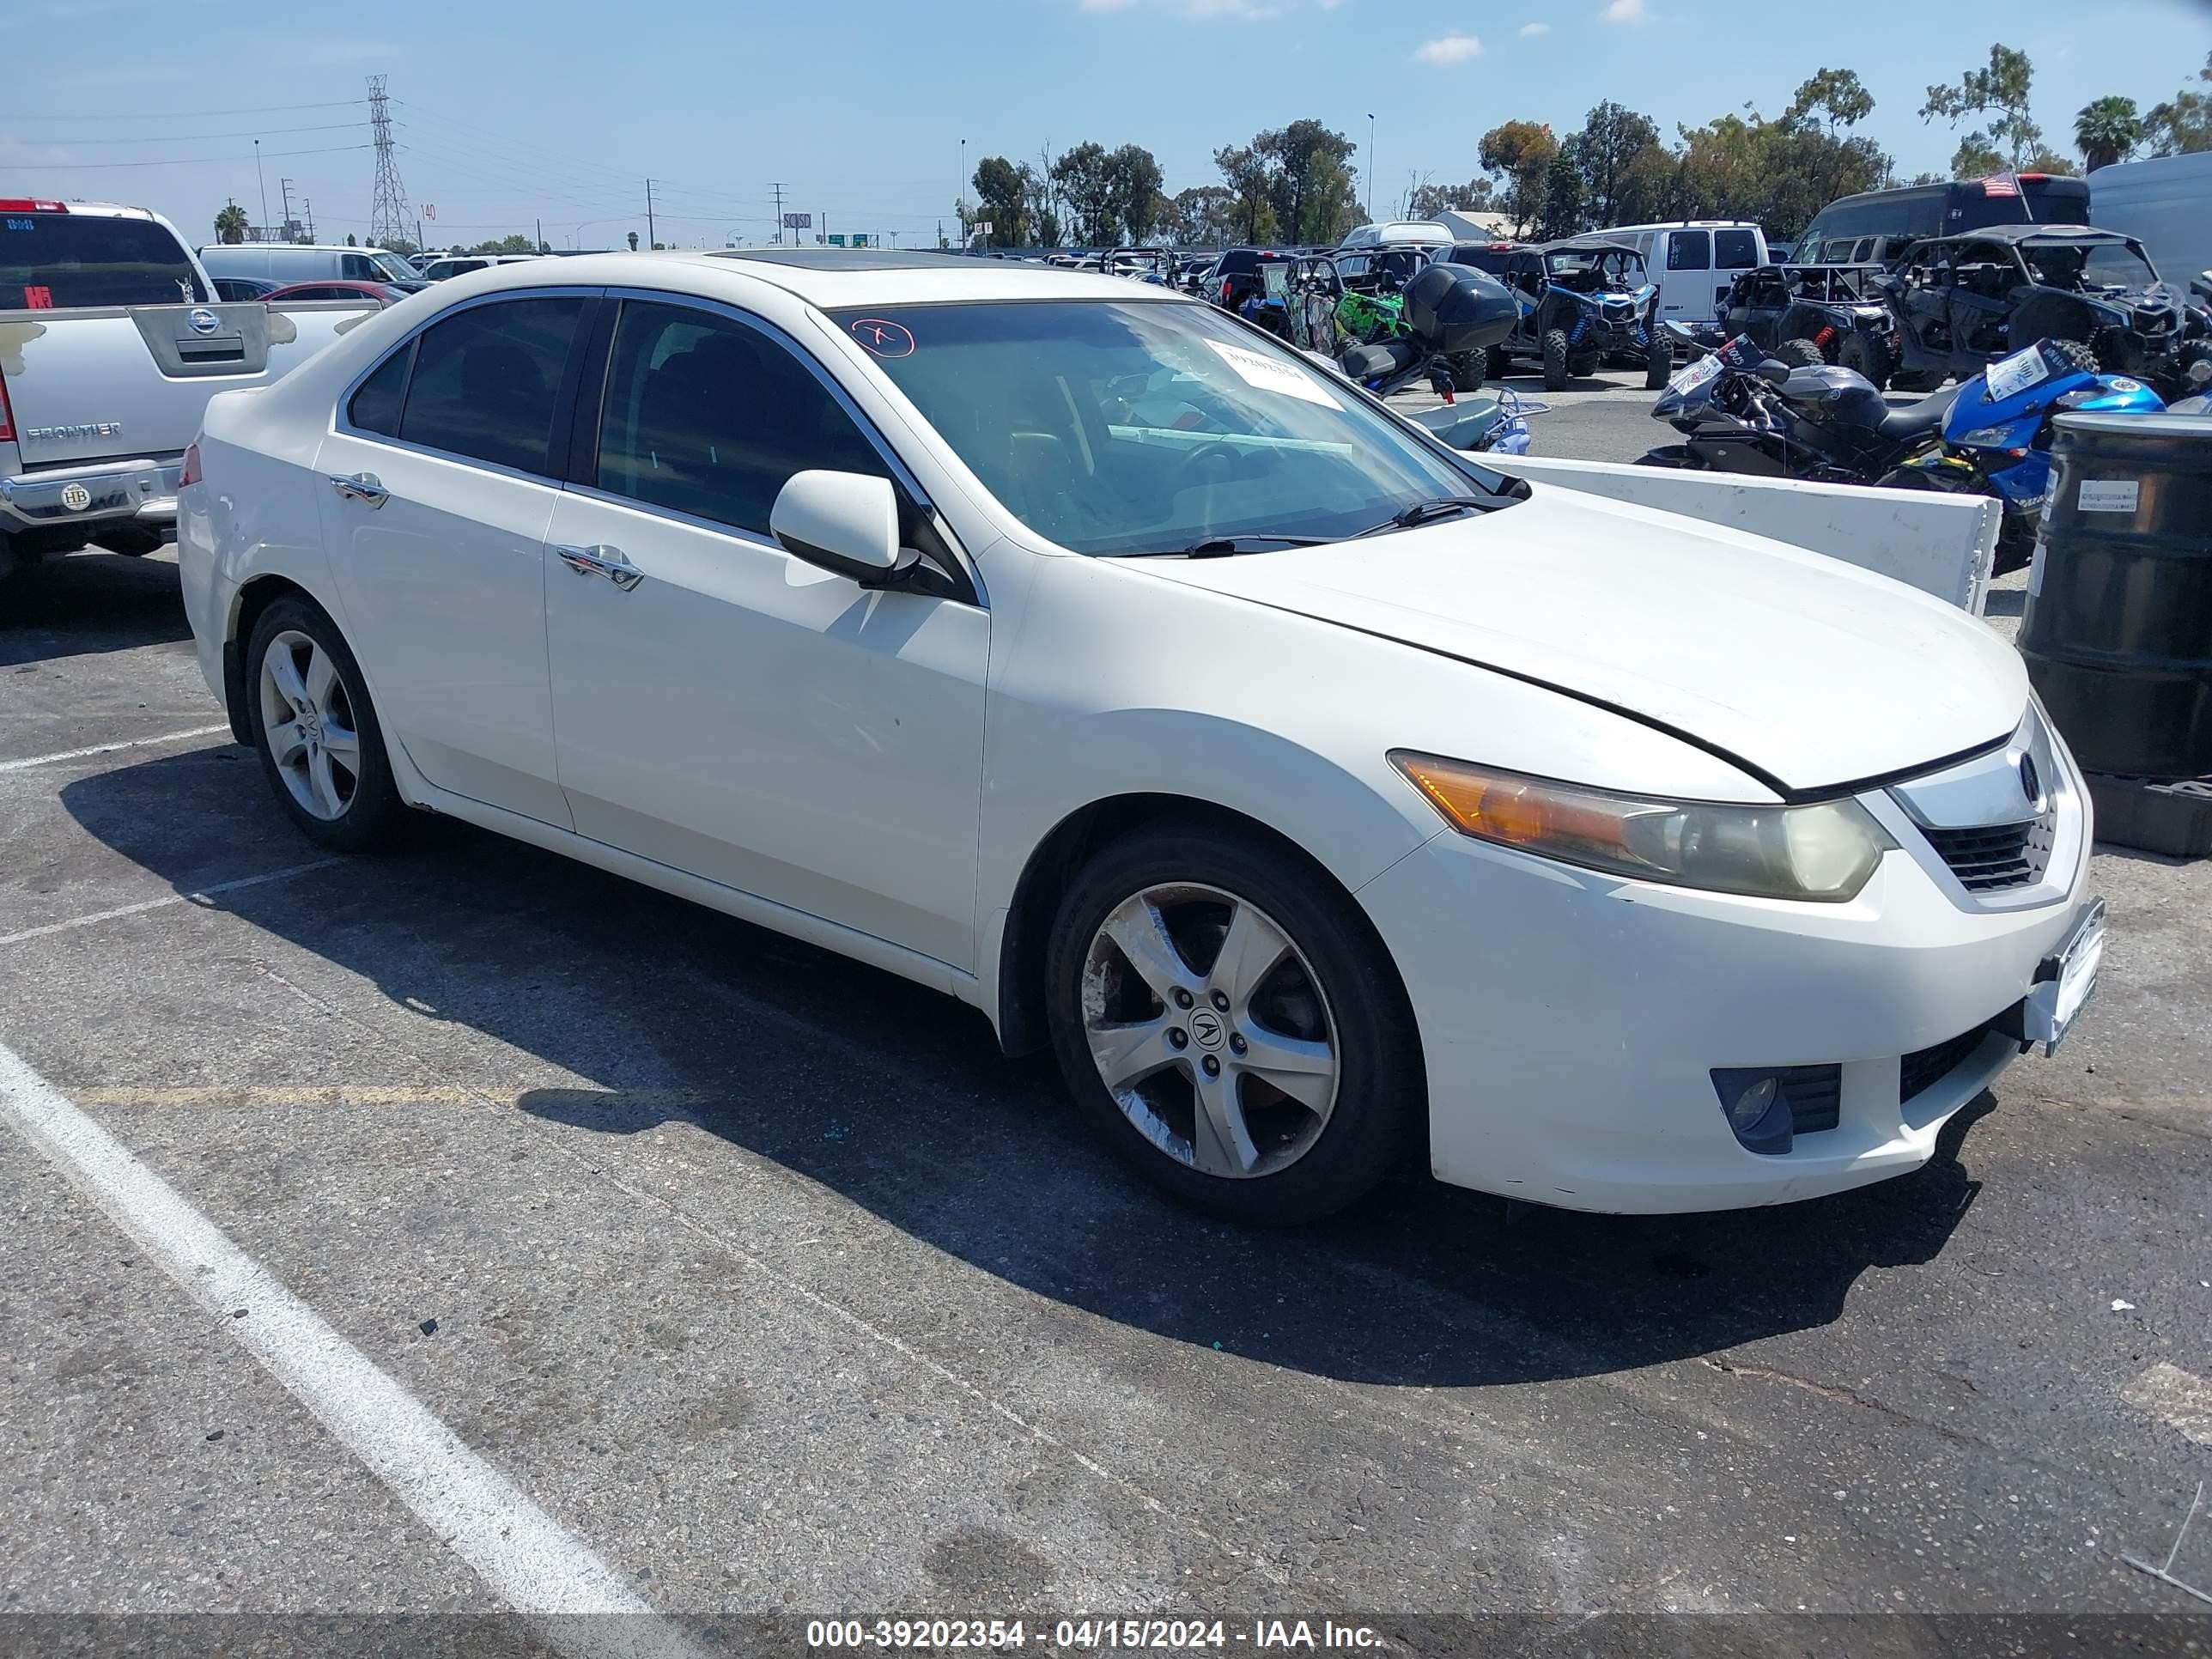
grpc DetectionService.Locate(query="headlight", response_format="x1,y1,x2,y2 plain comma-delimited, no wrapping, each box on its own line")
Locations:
1390,752,1895,902
1954,425,2020,447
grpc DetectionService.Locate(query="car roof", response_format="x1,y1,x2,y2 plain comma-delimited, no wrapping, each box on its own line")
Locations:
1534,239,1641,257
422,246,1169,308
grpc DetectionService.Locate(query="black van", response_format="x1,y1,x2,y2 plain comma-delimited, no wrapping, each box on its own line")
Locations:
1796,174,2092,268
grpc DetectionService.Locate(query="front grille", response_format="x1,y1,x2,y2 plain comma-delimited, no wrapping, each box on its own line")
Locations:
1919,814,2054,892
1777,1064,1842,1134
1900,1022,1996,1104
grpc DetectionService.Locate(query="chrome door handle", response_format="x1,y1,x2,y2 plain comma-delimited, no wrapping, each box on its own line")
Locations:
327,471,388,507
553,543,643,592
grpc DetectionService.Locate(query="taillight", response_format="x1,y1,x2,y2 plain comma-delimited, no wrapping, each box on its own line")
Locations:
179,441,202,489
0,372,13,445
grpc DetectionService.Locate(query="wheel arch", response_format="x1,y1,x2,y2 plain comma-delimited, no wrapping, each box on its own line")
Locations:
222,573,322,746
990,792,1420,1066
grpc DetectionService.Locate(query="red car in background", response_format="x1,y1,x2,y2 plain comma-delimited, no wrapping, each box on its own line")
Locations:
259,280,414,307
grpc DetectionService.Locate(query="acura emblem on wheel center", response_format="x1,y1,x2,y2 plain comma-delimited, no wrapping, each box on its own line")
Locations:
1188,1011,1225,1050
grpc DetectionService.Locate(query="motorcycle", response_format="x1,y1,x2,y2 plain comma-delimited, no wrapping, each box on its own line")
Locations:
1641,326,2166,573
1326,263,1517,402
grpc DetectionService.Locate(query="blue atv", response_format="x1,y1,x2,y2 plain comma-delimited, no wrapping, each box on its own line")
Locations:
1492,240,1668,391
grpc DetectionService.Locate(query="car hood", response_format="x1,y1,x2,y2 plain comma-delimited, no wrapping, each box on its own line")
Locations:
1127,486,2026,794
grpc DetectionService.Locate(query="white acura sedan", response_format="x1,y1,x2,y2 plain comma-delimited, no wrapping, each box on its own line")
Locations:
177,251,2103,1224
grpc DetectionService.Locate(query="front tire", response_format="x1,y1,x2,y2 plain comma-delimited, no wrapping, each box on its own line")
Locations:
1044,826,1419,1226
1778,337,1827,368
246,597,407,853
1644,332,1674,390
1444,350,1484,392
1541,327,1571,392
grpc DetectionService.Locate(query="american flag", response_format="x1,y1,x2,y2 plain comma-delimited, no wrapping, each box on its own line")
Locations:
1983,169,2021,198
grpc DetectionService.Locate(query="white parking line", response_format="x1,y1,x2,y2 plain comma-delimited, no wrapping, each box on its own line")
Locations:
0,1038,696,1658
2124,1363,2212,1449
0,723,232,774
0,858,339,948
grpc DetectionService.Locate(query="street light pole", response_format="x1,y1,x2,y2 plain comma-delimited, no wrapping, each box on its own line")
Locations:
253,138,269,239
1366,113,1376,223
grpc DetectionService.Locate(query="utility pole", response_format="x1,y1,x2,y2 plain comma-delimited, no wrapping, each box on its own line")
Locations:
770,181,787,246
367,75,410,251
278,177,295,240
645,179,656,251
253,138,269,240
1366,113,1376,223
536,216,543,253
301,197,313,243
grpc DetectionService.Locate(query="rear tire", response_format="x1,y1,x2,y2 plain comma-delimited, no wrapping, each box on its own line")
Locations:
1541,327,1571,392
1044,825,1419,1226
1445,350,1484,392
1486,344,1513,380
96,527,166,558
1778,337,1827,368
1838,331,1894,390
2047,337,2100,375
245,597,409,854
1644,332,1674,390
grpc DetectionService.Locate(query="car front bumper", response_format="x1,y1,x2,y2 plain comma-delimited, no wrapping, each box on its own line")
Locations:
1359,745,2095,1214
0,453,185,536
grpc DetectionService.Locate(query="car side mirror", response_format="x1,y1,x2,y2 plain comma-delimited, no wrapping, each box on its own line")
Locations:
770,471,915,586
1754,359,1793,388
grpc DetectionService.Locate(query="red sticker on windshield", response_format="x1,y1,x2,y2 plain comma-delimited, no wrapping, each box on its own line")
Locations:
848,318,914,357
23,285,52,309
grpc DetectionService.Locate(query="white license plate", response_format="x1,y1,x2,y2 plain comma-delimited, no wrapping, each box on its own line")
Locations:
2030,899,2106,1055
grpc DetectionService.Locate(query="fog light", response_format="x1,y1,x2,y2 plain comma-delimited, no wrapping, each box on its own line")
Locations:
1711,1067,1793,1155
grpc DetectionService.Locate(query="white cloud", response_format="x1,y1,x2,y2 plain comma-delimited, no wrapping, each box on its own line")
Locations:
1519,20,1551,33
1413,32,1482,63
1600,0,1645,18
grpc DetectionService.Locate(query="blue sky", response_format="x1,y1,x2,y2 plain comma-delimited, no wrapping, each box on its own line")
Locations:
5,0,2207,249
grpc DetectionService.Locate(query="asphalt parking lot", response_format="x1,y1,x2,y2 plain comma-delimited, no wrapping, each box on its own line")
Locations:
3,410,2210,1654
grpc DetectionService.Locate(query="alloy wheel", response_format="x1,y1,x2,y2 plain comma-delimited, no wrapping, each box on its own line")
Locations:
1080,882,1340,1179
258,629,362,822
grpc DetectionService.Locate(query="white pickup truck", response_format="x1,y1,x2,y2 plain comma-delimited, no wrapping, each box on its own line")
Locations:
0,198,374,579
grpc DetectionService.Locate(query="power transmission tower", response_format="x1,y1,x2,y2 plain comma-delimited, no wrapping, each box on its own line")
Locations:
771,182,787,246
367,74,410,250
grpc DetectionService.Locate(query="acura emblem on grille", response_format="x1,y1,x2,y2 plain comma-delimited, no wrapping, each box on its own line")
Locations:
2020,754,2041,805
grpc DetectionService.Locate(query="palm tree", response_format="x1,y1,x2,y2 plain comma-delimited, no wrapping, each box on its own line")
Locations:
212,203,250,245
2075,95,2144,172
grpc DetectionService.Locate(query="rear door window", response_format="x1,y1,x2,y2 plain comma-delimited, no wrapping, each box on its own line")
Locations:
1665,232,1711,271
397,297,585,475
1713,228,1759,269
0,210,205,307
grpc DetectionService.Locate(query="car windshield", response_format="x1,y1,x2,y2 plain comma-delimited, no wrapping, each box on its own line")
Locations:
830,299,1509,557
2023,240,2157,292
366,251,416,283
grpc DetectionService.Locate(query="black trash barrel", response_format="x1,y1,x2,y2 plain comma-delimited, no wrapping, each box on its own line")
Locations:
2019,411,2212,781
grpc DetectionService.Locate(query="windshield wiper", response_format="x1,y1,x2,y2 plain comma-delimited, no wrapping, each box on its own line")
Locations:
1122,533,1334,558
1351,495,1493,538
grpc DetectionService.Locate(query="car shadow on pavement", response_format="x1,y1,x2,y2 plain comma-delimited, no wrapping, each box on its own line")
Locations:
64,751,1990,1389
0,550,191,666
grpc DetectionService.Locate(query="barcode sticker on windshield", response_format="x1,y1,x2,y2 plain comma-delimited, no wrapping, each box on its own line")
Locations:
1204,337,1340,409
2079,478,2139,514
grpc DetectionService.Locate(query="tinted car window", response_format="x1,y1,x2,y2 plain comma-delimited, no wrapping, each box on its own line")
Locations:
348,341,413,437
1665,232,1711,271
596,300,886,536
398,297,582,474
0,210,205,307
1448,246,1512,275
1713,228,1759,269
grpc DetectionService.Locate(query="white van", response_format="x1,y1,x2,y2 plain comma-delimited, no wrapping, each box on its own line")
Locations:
1337,221,1454,251
1595,222,1769,326
197,243,420,289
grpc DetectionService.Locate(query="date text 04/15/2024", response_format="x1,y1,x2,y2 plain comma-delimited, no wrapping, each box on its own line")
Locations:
805,1620,1384,1650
